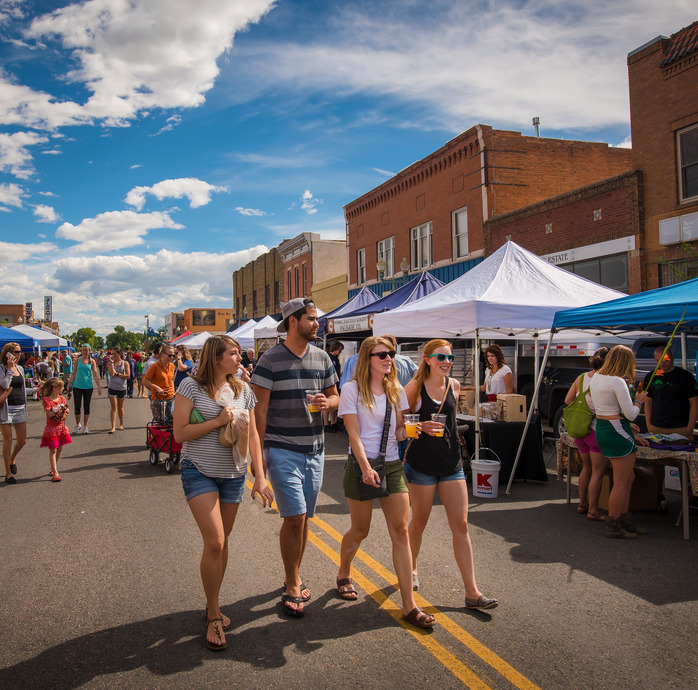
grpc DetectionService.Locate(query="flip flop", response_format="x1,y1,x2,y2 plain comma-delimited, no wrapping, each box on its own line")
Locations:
205,618,226,651
282,582,311,602
52,475,62,482
402,607,435,629
465,595,498,610
281,594,304,617
337,577,358,600
586,511,605,521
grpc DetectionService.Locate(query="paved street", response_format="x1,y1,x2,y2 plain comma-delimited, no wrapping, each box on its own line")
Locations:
1,388,697,689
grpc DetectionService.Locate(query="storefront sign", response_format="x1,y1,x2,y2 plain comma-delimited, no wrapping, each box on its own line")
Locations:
541,236,635,266
329,314,371,334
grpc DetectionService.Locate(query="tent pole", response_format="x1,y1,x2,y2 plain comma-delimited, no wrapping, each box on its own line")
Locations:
680,332,687,370
532,333,539,413
506,329,555,494
474,329,480,462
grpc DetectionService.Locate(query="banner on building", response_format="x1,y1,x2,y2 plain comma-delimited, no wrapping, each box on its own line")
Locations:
25,302,32,322
44,295,53,322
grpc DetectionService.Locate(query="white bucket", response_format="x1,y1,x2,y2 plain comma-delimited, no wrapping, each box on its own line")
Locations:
471,457,501,499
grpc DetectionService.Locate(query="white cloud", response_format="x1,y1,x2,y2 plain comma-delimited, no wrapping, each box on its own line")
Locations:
56,210,184,253
153,113,182,135
0,181,25,207
33,204,61,223
225,0,696,133
125,177,228,211
41,149,62,155
39,190,58,197
371,167,395,177
130,164,142,169
0,130,49,178
235,206,266,216
616,135,632,149
0,240,57,263
301,189,321,215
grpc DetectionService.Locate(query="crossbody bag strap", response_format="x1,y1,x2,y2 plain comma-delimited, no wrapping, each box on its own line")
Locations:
436,378,452,415
378,401,392,460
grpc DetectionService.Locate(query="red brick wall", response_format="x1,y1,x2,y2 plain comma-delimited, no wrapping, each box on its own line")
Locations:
485,171,644,293
628,30,698,288
344,125,632,287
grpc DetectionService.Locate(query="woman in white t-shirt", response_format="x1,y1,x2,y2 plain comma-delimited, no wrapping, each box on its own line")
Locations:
173,335,273,651
465,344,513,399
336,336,436,630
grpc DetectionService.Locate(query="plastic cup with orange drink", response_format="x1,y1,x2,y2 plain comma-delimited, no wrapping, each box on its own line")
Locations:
404,414,420,438
431,413,447,437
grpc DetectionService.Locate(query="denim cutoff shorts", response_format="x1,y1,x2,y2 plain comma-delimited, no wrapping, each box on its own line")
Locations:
265,446,323,518
404,462,466,486
180,458,245,503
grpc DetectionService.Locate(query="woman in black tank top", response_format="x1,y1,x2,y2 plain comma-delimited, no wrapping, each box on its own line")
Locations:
404,340,497,611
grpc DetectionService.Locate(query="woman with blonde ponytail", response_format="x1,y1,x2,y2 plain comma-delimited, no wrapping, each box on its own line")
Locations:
336,336,436,629
404,339,497,611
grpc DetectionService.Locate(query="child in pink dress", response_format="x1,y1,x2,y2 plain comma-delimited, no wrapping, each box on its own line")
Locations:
40,378,72,482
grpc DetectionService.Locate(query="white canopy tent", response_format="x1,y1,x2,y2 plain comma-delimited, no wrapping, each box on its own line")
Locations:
11,324,70,349
372,241,628,486
176,331,214,349
237,315,278,349
227,319,257,339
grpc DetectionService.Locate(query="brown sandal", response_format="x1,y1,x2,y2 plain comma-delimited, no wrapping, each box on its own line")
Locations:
205,608,231,629
402,607,436,629
337,577,358,600
577,504,589,514
586,511,605,521
206,618,227,650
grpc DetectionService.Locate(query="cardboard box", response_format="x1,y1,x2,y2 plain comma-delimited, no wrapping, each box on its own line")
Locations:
598,466,658,512
497,394,527,422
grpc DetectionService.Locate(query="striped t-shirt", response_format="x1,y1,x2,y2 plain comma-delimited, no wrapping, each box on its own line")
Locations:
251,343,338,454
176,377,257,478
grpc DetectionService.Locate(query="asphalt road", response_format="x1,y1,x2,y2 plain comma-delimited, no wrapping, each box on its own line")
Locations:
1,387,697,689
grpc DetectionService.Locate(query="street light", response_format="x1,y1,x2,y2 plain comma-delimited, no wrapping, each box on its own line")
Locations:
376,256,387,281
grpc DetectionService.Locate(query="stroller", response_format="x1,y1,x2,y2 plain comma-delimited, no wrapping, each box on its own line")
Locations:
145,400,181,474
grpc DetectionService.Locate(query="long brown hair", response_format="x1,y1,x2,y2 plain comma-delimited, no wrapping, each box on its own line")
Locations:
195,335,243,398
408,338,451,411
597,345,636,381
1,342,20,368
353,336,401,411
484,344,506,371
41,377,63,398
176,344,193,361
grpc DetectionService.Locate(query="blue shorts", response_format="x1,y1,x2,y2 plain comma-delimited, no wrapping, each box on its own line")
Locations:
404,462,466,486
180,458,246,503
265,446,323,518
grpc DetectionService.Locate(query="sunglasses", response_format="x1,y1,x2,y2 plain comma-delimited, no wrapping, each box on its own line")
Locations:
428,353,455,362
370,351,396,360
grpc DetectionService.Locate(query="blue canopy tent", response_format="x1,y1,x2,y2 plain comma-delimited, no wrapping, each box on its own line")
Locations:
508,278,698,518
0,326,37,351
318,286,380,340
326,272,444,338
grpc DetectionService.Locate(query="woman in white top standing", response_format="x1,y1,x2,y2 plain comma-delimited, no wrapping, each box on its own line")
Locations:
466,344,513,399
589,345,648,539
564,348,609,520
173,335,272,651
336,336,436,630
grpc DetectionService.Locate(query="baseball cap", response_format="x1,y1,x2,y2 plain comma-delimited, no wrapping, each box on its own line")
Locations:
278,298,315,333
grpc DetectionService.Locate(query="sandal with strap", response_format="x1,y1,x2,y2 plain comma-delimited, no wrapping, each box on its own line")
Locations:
402,607,436,629
465,595,498,610
205,608,231,629
282,582,311,602
205,618,227,651
337,577,358,600
577,504,589,515
586,511,605,521
281,594,305,617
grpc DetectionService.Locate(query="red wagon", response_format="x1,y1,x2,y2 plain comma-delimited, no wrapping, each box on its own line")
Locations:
145,422,182,474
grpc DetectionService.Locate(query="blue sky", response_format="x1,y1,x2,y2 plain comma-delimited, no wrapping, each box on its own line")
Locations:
0,0,695,336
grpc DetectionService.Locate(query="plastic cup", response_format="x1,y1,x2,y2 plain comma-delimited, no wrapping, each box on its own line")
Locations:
431,413,447,437
306,390,320,413
404,414,420,438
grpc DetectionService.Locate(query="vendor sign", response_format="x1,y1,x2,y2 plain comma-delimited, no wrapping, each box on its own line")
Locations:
329,314,372,334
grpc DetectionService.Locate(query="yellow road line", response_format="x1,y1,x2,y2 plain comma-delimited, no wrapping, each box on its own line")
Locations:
246,477,539,690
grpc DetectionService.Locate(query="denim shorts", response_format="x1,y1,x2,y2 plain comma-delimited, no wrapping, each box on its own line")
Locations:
404,462,466,486
265,446,323,518
180,458,246,503
3,405,27,425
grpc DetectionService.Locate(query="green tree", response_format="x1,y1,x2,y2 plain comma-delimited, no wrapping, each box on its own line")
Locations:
94,335,105,350
106,325,144,351
68,327,96,348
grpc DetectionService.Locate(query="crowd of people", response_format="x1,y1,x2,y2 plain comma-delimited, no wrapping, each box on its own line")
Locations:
1,302,696,651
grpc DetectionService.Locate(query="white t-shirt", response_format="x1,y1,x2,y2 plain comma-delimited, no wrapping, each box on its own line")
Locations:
484,365,512,394
338,380,408,462
589,374,640,420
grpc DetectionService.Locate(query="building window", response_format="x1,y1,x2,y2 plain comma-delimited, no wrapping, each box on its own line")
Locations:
678,124,698,202
376,236,395,277
659,211,698,245
410,221,433,270
452,207,468,259
659,257,698,287
274,281,280,309
242,295,247,313
302,263,307,296
295,267,300,298
236,297,240,316
568,253,629,293
357,247,366,284
287,270,292,301
265,285,270,311
252,290,257,313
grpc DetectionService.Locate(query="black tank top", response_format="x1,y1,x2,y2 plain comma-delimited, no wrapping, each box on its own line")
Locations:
405,380,462,477
7,373,25,406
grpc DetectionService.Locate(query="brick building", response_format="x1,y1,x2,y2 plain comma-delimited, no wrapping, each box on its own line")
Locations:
232,248,284,321
627,21,698,289
343,124,632,297
182,308,233,334
486,171,644,294
277,232,347,311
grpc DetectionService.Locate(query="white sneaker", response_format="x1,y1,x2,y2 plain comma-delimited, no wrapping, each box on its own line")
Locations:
83,427,89,434
73,425,81,434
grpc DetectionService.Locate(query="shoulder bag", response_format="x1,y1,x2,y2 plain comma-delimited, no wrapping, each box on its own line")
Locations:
352,401,392,501
563,374,595,438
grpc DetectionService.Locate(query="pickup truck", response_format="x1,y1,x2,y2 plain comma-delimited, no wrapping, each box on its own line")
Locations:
531,336,698,436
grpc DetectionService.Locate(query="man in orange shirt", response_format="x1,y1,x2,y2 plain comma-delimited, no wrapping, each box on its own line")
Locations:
143,344,176,424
